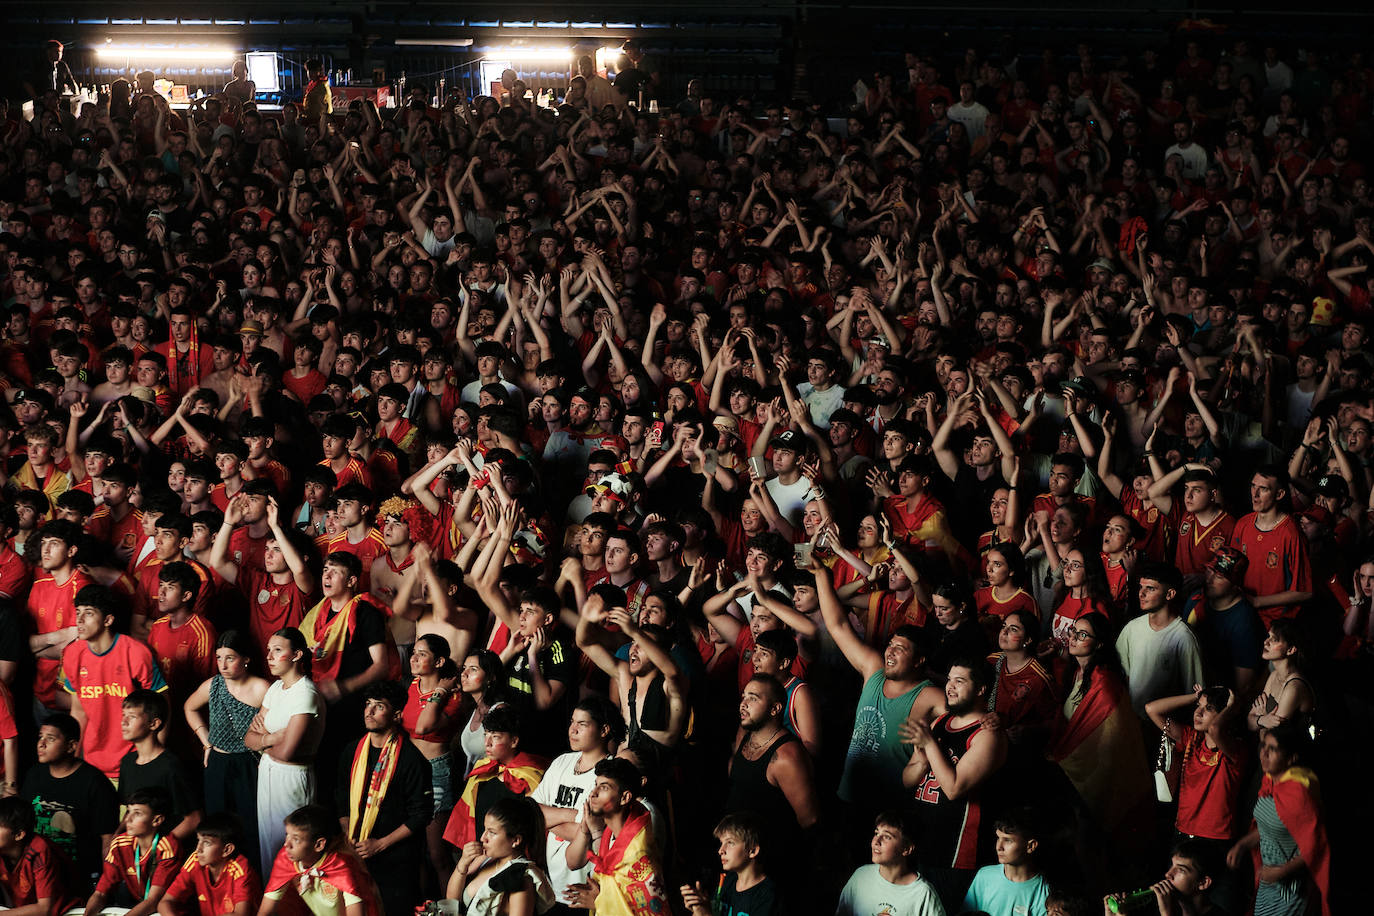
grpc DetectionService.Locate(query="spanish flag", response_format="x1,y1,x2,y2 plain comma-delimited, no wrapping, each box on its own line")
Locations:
589,802,668,916
1048,669,1152,843
265,841,384,916
442,752,545,848
1255,767,1332,916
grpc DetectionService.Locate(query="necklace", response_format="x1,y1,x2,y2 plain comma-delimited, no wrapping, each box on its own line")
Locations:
745,725,782,753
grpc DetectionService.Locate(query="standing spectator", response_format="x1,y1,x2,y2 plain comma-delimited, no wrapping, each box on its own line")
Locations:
116,690,203,845
60,585,168,781
836,810,945,916
20,713,120,890
183,630,270,869
334,681,432,916
1115,563,1205,717
247,628,325,877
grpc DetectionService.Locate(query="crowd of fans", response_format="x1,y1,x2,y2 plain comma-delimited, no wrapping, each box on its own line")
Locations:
0,29,1365,916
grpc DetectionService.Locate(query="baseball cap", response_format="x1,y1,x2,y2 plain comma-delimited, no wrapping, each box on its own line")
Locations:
1298,504,1332,526
1088,257,1115,273
14,388,54,411
1206,546,1248,582
1061,376,1095,399
1315,475,1349,500
770,430,802,451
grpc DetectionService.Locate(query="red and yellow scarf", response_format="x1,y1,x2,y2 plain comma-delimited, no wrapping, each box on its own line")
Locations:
441,751,544,848
347,731,402,842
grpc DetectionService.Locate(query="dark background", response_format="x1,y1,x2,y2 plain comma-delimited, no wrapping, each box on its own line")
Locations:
5,1,1374,108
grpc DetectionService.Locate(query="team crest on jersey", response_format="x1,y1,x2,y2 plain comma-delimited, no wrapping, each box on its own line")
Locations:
1209,535,1226,551
1146,507,1159,523
257,589,272,605
1266,550,1279,569
1180,521,1191,535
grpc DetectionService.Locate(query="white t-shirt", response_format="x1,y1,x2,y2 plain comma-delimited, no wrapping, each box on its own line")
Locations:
528,752,599,898
765,474,814,529
1116,614,1206,717
836,865,946,916
261,677,325,760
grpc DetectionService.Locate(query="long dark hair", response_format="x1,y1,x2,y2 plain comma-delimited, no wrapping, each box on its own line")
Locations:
464,649,509,707
1052,548,1114,617
415,633,458,680
1068,612,1125,702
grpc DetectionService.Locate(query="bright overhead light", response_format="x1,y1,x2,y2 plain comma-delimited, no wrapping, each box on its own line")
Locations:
483,47,573,61
396,38,474,47
96,45,238,63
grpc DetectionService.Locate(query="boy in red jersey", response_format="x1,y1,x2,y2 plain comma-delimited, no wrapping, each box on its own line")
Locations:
1229,466,1313,627
60,584,168,780
1147,464,1235,587
84,787,181,916
146,562,217,698
210,497,316,657
87,463,143,565
0,795,81,916
25,519,92,712
157,814,262,916
323,483,387,595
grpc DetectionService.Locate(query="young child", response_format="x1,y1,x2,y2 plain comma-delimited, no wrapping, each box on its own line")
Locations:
681,813,779,916
83,786,181,916
157,813,262,916
259,804,383,916
1103,839,1224,916
961,808,1049,916
0,795,81,916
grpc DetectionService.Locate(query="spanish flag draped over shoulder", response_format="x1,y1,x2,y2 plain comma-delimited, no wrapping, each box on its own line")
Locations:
1048,669,1152,837
589,802,667,916
442,752,545,848
265,842,384,916
1255,767,1332,916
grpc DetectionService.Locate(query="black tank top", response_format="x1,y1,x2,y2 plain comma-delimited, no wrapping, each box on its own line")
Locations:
912,713,986,871
724,728,800,834
627,673,671,764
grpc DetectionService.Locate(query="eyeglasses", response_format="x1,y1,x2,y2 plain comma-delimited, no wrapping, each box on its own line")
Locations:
1069,629,1096,641
1062,560,1084,571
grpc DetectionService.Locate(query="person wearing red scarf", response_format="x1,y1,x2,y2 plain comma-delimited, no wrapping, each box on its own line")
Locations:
1228,725,1331,916
563,757,667,916
261,804,382,916
441,706,544,851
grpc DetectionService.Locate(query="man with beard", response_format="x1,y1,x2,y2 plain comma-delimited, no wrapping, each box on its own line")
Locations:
901,658,1007,912
723,673,819,898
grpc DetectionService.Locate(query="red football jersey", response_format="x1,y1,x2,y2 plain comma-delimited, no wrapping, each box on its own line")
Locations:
27,570,93,707
1230,513,1312,626
1174,510,1236,578
165,852,263,916
61,634,168,778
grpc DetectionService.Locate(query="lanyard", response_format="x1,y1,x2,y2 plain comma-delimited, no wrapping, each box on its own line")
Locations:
133,833,163,897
